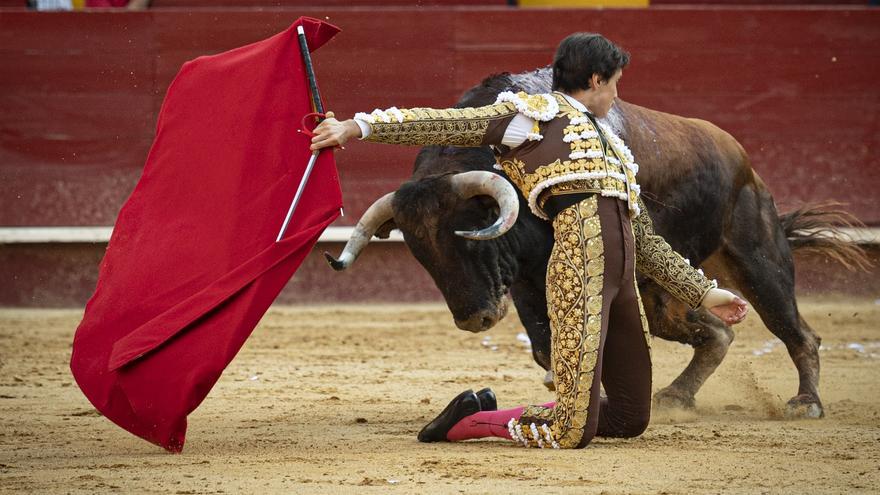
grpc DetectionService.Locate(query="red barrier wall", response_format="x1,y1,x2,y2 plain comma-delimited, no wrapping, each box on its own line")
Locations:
1,7,878,306
2,7,878,228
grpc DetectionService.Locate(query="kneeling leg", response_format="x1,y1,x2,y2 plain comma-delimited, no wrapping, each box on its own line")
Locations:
597,277,653,438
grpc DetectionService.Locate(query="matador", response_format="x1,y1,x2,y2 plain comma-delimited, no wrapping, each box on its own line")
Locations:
311,33,748,449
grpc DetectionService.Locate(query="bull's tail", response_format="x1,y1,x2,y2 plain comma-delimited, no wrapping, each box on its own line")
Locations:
779,202,873,272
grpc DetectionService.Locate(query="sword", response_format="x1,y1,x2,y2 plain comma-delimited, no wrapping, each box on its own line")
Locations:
276,24,327,243
276,150,319,242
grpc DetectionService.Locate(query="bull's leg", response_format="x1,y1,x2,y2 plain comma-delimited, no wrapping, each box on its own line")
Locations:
720,187,823,418
784,316,823,418
719,248,823,418
640,283,734,409
510,280,552,371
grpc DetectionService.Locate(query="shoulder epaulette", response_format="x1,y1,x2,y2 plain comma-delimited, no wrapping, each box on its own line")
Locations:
494,91,559,122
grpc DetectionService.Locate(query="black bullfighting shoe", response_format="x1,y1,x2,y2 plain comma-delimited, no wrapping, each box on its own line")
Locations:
417,389,481,443
475,387,497,411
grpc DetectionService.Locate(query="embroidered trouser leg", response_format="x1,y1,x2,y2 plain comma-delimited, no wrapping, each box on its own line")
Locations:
508,195,652,449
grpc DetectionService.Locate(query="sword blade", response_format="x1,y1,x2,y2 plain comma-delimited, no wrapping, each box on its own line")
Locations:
276,151,320,242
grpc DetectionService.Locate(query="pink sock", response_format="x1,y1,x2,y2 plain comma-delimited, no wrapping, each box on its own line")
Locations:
445,402,555,442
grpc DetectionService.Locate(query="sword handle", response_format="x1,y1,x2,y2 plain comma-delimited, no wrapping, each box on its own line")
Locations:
300,112,326,137
297,25,324,115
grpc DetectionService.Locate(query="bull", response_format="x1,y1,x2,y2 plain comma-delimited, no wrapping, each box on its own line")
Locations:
326,68,868,418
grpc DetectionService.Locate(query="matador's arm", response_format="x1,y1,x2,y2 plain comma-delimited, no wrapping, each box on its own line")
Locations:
350,92,559,147
310,91,558,151
631,196,717,309
353,103,519,147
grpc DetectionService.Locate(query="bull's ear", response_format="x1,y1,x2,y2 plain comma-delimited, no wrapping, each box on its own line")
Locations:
374,219,398,239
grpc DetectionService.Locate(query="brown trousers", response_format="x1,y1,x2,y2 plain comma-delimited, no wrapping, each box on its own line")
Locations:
588,195,653,443
517,195,652,448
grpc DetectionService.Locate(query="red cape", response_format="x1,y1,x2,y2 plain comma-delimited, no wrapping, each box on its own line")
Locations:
70,18,342,452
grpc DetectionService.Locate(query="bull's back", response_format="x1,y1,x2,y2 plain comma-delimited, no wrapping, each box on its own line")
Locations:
616,100,750,190
614,100,753,261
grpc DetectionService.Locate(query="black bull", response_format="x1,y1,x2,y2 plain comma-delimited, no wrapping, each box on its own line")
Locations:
328,69,868,418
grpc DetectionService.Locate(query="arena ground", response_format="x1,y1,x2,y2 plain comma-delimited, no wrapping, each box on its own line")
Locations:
1,298,878,494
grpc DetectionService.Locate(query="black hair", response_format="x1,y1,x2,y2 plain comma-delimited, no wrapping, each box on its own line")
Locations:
551,33,630,93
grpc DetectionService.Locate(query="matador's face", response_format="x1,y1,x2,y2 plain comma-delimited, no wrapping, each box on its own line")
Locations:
588,69,622,118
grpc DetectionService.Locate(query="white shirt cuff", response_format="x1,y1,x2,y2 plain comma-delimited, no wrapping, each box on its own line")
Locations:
701,288,737,309
354,118,372,139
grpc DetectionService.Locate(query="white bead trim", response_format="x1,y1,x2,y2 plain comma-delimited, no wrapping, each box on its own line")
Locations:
540,424,559,449
507,418,518,442
562,130,600,143
530,423,543,448
494,91,559,122
514,423,528,447
568,149,604,160
600,189,630,200
353,106,405,125
353,111,374,124
507,419,563,449
386,107,405,123
527,171,630,220
370,109,390,123
596,120,640,177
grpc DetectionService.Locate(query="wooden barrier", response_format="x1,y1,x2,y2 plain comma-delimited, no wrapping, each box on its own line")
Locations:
2,7,878,226
1,7,878,305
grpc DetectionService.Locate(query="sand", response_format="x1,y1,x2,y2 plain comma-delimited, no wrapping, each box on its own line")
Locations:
1,298,878,494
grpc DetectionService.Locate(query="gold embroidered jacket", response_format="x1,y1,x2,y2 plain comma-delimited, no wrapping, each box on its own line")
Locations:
355,92,715,308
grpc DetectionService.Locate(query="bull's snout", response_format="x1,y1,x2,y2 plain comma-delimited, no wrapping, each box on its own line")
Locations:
453,299,508,333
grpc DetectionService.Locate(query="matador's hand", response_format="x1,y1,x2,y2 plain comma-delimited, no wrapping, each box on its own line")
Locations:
708,295,749,325
702,288,748,325
310,112,362,151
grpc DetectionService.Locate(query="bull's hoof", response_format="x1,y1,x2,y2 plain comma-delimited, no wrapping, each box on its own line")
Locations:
784,394,824,419
653,387,696,410
542,370,555,391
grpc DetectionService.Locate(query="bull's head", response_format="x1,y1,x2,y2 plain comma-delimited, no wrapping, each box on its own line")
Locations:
324,169,523,332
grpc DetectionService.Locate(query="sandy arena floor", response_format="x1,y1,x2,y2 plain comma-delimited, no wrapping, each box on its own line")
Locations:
0,299,878,494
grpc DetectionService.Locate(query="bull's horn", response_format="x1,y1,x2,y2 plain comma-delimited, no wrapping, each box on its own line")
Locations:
323,192,395,271
451,171,519,240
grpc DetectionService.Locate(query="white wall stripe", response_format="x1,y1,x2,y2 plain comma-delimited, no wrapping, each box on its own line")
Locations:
0,226,877,244
0,226,406,244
